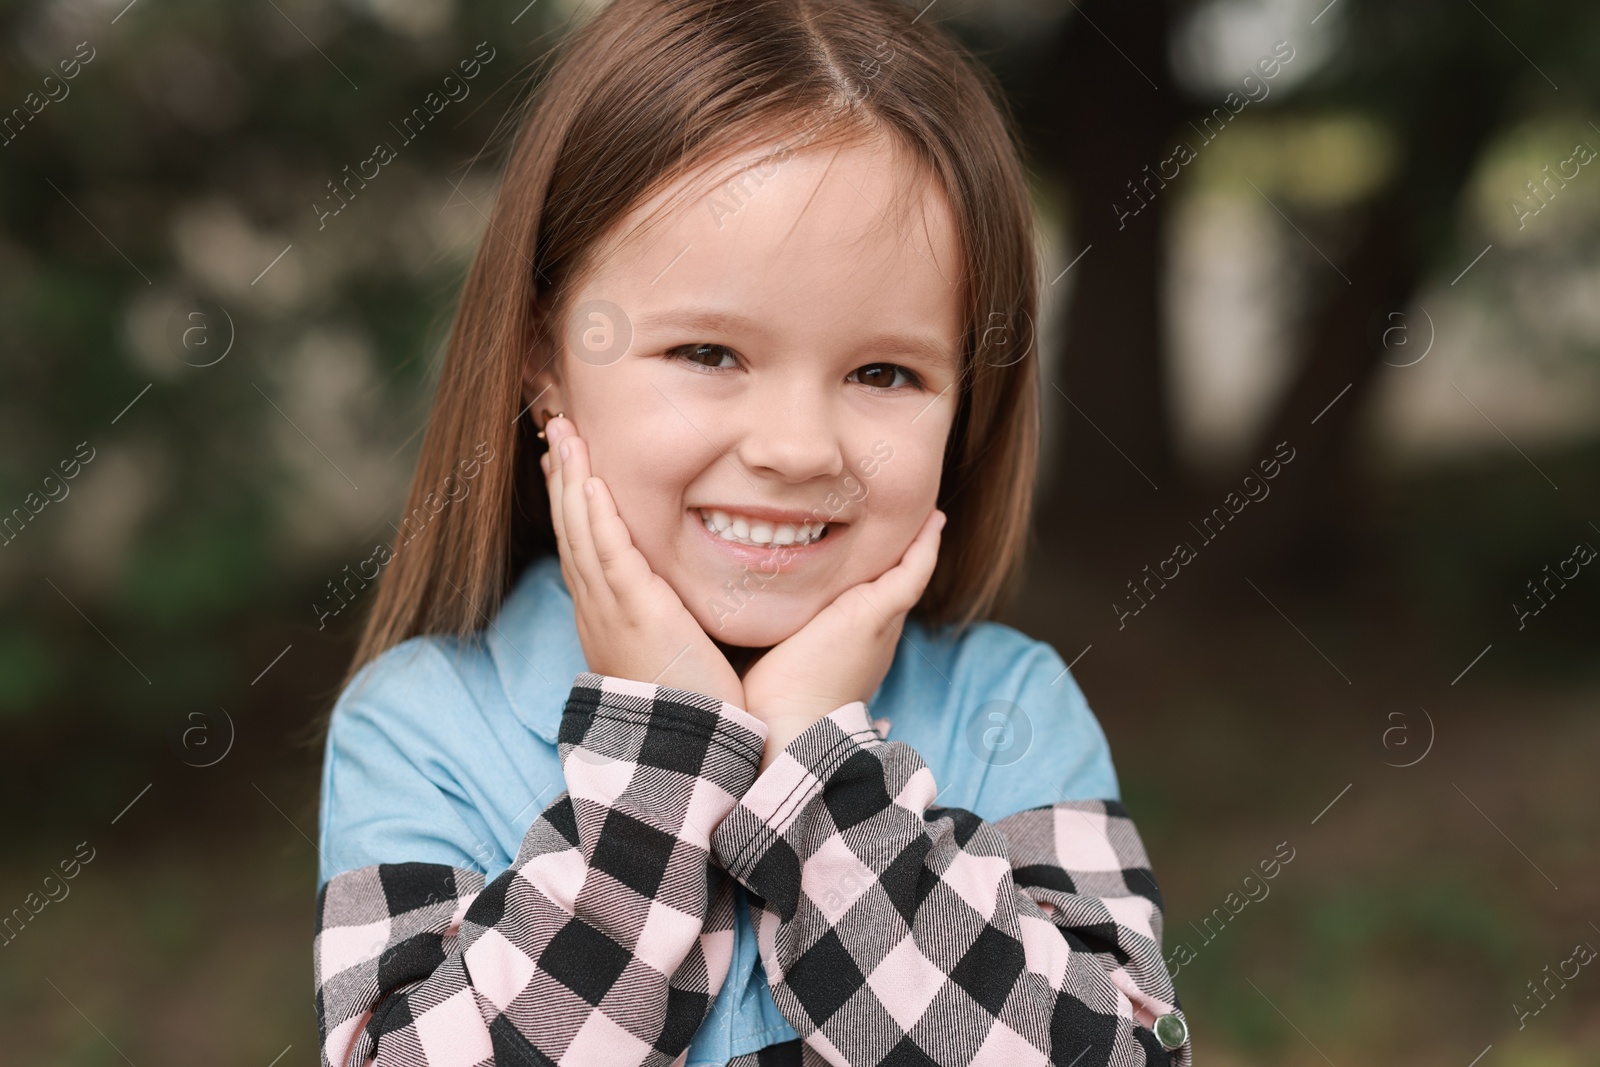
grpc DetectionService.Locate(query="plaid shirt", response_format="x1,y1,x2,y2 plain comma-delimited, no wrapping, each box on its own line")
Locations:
315,673,1191,1066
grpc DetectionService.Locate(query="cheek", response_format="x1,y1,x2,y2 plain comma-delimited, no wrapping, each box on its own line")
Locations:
595,447,696,532
580,409,704,545
844,436,943,566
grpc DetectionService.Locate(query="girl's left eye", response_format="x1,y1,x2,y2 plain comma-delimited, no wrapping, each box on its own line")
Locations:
849,362,921,391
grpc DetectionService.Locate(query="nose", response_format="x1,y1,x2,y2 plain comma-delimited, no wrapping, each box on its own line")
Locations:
732,377,844,484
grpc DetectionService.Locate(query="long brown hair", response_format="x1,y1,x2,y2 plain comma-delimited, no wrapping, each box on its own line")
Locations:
332,0,1042,715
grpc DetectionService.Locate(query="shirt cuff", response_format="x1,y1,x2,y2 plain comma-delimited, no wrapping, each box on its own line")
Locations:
560,672,770,837
710,700,883,890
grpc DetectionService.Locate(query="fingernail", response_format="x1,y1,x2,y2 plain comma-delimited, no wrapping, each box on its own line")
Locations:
584,478,595,499
935,511,948,531
559,441,570,460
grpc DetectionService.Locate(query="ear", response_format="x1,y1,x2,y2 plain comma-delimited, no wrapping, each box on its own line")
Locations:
521,311,566,418
522,357,564,418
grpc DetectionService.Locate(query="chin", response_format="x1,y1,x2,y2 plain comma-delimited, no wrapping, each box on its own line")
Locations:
685,591,822,650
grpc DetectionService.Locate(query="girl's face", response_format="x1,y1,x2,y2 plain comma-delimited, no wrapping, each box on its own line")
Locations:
531,134,963,647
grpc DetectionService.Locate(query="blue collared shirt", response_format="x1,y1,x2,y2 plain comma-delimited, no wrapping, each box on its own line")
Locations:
317,554,1120,1065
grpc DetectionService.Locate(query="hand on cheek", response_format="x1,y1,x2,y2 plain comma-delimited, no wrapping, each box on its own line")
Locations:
741,508,946,772
542,417,746,709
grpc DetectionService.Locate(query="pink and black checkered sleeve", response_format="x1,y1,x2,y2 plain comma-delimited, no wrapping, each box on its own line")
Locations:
313,672,768,1067
711,701,1192,1067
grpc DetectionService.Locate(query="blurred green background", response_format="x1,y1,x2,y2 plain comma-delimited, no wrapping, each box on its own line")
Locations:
2,0,1597,1063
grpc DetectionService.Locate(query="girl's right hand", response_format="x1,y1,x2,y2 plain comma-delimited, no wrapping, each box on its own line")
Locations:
541,416,747,710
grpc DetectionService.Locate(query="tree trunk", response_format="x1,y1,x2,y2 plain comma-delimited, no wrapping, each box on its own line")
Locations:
1020,0,1187,550
1220,76,1503,587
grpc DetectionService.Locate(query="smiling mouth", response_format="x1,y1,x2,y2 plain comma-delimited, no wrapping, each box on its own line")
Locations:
695,508,830,548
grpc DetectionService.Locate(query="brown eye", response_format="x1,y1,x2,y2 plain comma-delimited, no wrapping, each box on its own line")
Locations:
849,362,916,390
668,343,738,370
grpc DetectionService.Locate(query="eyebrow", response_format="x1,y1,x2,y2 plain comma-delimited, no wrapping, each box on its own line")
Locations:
635,307,958,369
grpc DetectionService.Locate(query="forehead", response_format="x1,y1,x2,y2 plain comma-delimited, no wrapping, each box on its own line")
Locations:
571,132,966,360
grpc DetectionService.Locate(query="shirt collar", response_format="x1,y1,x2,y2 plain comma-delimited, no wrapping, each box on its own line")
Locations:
485,553,913,745
485,554,587,744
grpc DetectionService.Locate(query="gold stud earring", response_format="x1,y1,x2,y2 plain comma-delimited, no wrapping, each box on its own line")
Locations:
534,409,565,440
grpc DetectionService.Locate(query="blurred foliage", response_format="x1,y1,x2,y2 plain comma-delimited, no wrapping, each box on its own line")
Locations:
1383,440,1600,679
1,0,537,734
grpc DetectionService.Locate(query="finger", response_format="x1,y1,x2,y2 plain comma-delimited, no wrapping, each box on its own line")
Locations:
558,431,607,598
585,474,655,596
542,424,584,597
861,509,945,616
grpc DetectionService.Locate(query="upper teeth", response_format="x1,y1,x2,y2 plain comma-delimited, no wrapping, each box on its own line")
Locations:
698,508,827,547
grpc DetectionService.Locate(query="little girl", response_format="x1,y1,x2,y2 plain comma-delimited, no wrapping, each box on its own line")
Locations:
313,1,1190,1064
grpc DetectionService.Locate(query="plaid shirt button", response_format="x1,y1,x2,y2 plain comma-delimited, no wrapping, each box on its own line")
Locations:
1154,1011,1188,1050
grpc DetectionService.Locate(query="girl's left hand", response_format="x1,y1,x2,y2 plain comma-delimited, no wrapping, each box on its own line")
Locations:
741,508,946,771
